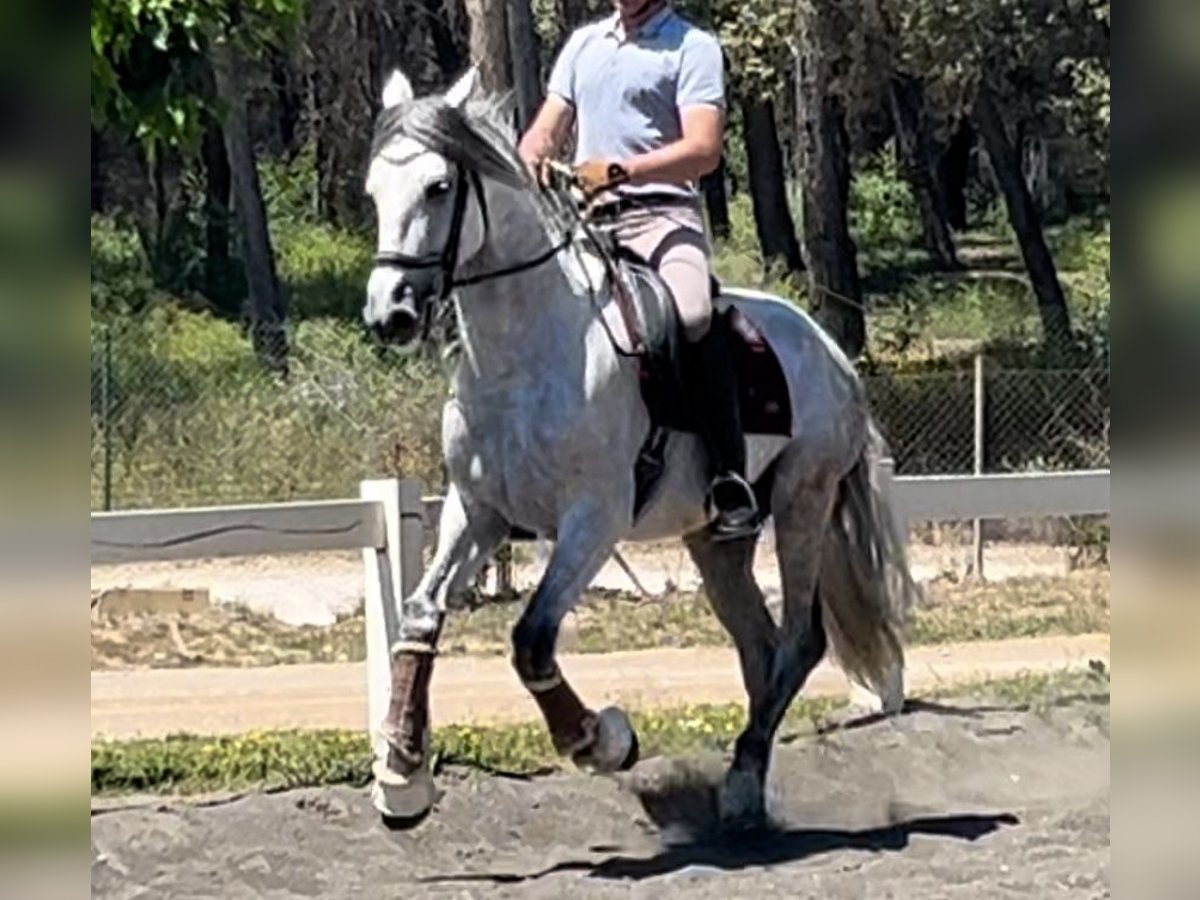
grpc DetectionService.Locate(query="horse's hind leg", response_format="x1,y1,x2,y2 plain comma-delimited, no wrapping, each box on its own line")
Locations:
684,529,778,825
717,467,838,829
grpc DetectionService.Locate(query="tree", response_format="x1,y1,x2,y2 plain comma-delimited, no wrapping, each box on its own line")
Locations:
742,98,805,273
889,74,959,267
507,0,543,129
700,156,732,240
880,0,1109,350
974,84,1070,349
713,0,807,277
92,0,300,368
209,21,289,373
465,0,514,94
797,0,866,356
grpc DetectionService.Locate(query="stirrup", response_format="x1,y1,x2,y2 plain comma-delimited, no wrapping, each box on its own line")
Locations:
707,473,762,542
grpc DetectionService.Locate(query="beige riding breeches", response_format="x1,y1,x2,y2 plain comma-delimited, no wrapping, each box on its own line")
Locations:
599,202,714,343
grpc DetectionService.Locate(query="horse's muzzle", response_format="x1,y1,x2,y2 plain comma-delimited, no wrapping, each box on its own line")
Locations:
368,282,422,346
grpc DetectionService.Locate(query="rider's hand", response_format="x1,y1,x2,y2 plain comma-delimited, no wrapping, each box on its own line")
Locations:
573,159,631,198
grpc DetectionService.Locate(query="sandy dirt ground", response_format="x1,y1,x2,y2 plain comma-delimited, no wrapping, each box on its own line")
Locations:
91,693,1109,899
90,537,1077,626
89,633,1109,740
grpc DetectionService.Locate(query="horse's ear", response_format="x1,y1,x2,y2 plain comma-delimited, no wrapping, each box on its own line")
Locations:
444,66,480,108
382,69,414,109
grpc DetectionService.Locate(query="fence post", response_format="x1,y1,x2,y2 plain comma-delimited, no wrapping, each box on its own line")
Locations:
876,455,906,542
102,325,113,511
360,478,425,763
972,351,985,580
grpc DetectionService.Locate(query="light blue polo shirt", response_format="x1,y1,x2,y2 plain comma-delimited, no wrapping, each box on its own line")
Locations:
547,6,726,199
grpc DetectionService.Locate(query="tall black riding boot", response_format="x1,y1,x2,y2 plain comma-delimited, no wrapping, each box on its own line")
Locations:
688,321,761,541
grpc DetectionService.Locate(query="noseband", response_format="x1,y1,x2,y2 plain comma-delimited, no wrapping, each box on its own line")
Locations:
372,161,573,300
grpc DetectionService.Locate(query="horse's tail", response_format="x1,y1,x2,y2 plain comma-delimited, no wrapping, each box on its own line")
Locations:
820,421,919,705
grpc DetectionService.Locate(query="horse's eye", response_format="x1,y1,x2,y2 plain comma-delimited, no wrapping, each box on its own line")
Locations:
426,179,452,199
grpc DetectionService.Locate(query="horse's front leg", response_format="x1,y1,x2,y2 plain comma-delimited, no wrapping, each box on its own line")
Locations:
373,484,509,822
511,496,639,772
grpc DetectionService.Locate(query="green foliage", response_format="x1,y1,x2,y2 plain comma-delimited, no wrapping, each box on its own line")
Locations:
91,308,449,509
710,0,796,102
275,222,374,319
92,0,304,156
849,150,921,249
260,145,375,319
91,215,159,314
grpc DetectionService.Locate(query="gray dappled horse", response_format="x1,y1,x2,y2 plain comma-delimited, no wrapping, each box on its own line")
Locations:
361,66,916,831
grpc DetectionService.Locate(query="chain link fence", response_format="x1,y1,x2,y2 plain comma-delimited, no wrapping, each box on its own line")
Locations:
90,320,1109,512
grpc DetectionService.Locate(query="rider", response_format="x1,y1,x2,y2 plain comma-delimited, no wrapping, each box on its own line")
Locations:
517,0,760,541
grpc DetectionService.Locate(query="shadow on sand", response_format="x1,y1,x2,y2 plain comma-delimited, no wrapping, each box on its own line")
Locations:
418,810,1020,885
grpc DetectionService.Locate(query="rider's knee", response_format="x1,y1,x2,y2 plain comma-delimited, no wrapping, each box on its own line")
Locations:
681,305,712,342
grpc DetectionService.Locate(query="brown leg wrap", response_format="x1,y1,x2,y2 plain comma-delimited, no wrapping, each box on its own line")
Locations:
530,675,597,757
383,649,435,775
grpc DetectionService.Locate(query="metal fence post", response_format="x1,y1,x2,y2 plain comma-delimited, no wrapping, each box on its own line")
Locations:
972,351,985,579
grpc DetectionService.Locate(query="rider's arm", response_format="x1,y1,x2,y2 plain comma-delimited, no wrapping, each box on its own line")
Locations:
622,104,724,186
518,94,575,173
622,31,726,187
518,30,583,175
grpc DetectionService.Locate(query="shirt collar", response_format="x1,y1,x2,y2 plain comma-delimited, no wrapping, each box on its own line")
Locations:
605,4,674,41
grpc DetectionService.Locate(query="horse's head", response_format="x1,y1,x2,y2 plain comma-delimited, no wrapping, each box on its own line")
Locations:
362,66,527,346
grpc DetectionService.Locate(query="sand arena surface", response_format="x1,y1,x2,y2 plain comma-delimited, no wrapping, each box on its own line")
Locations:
92,694,1109,899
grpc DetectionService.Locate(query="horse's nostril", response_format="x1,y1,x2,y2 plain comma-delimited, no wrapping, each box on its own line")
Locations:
371,308,419,346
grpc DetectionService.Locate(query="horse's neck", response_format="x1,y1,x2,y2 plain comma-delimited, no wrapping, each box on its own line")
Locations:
452,185,597,391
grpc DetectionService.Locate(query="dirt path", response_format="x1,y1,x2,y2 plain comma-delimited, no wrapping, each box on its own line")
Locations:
91,633,1108,740
91,692,1109,899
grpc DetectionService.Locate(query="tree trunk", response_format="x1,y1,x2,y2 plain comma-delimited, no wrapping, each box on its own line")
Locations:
91,127,105,213
700,155,731,240
973,86,1071,351
465,0,513,94
422,0,467,81
797,6,864,358
506,0,542,129
271,53,302,157
561,0,593,30
209,30,289,374
201,120,235,315
742,97,804,275
889,74,959,268
937,119,972,230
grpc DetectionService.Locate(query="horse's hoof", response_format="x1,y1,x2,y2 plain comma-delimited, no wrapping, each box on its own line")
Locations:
619,728,640,771
371,759,438,825
849,665,906,717
717,769,766,833
380,806,433,831
575,706,638,774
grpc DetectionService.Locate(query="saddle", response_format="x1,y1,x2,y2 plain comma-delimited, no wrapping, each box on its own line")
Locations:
595,247,794,520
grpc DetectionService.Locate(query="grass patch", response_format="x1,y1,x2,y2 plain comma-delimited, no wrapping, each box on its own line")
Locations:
91,668,1107,798
91,698,842,797
906,572,1110,645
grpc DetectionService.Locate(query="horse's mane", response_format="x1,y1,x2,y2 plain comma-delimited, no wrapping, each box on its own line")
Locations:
370,90,570,239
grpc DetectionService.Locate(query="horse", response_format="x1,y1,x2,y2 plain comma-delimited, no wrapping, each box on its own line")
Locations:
360,65,917,831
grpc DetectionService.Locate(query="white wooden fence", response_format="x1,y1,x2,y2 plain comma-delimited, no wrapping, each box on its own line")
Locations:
91,465,1109,759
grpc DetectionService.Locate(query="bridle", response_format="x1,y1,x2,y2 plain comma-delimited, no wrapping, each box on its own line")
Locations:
372,161,572,301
